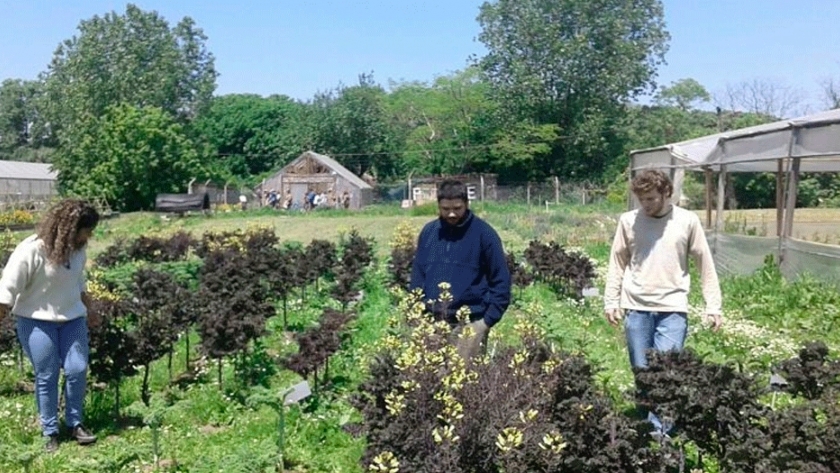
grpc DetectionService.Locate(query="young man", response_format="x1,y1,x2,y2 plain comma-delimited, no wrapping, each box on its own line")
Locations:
409,180,511,359
604,169,722,435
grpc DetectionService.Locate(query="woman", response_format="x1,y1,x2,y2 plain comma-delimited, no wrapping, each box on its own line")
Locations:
0,199,100,452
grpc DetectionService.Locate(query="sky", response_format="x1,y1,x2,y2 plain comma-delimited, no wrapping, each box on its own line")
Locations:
2,0,840,114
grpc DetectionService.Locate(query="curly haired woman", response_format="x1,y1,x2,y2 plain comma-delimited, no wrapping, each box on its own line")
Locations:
0,199,100,452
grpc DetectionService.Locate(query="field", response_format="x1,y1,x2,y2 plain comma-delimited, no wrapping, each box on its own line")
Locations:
0,202,839,472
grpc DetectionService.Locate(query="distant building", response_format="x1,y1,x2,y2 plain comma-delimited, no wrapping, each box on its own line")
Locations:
0,160,58,207
261,151,374,209
410,173,498,206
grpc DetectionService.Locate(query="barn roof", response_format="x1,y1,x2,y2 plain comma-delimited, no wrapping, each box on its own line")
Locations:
283,151,372,189
0,160,57,180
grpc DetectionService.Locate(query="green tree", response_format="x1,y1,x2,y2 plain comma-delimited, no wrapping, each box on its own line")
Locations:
387,68,503,176
476,0,669,180
193,94,306,179
53,104,204,211
655,78,711,111
42,3,216,139
0,79,53,160
305,73,398,178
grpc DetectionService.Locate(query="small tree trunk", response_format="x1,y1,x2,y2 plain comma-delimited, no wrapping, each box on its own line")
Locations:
184,334,191,371
282,297,288,332
217,357,223,390
168,345,174,382
142,364,151,406
113,380,122,419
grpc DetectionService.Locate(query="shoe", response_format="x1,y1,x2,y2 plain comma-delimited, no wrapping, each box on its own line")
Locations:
71,424,97,445
45,434,59,453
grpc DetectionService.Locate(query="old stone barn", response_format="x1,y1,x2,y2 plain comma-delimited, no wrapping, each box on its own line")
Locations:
261,151,373,210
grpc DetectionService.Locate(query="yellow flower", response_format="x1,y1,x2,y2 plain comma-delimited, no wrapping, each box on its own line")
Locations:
539,431,568,454
496,427,524,452
369,451,400,472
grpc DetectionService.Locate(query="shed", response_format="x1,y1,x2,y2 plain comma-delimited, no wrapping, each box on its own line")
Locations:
0,160,58,208
628,108,840,285
409,173,498,206
261,151,373,210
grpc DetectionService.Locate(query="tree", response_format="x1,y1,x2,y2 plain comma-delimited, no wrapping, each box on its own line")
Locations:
42,3,216,138
0,79,53,160
52,104,204,211
819,77,840,110
655,78,711,111
717,78,806,119
193,94,306,179
476,0,669,180
304,73,399,178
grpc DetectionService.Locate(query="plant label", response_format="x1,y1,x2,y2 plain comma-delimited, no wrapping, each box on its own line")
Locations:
284,381,312,405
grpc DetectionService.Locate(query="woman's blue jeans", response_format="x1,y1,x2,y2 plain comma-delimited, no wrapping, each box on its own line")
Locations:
16,316,89,437
624,310,688,434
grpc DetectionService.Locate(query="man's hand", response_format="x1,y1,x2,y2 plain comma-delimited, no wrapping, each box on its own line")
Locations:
87,310,102,329
605,308,623,327
456,319,490,360
706,313,723,331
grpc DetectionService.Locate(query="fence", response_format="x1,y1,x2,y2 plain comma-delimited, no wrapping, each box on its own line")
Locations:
374,179,607,206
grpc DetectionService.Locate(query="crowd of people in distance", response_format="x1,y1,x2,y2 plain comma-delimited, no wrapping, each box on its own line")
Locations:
262,187,351,211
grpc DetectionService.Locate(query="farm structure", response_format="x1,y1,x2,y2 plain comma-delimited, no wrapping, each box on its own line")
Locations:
408,173,498,206
260,151,373,210
630,108,840,286
0,160,58,209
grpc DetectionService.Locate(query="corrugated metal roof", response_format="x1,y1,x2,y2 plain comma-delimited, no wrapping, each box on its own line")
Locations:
0,160,57,180
283,151,372,189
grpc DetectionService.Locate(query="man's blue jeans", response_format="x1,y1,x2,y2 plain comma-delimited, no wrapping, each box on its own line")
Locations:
624,310,688,433
16,316,89,436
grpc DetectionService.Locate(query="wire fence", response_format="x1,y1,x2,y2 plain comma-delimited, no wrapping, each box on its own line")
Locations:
374,179,608,207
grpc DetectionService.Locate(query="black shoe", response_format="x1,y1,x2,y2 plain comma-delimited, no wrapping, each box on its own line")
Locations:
71,424,97,445
45,434,59,453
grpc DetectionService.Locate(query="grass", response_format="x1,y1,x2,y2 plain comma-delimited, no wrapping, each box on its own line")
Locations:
0,202,839,471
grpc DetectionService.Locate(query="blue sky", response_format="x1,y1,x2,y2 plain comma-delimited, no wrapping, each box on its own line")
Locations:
2,0,839,113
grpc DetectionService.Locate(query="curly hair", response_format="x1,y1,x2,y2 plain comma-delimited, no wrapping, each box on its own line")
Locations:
631,169,673,198
37,199,100,266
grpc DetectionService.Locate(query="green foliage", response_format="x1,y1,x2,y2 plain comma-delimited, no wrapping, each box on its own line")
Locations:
655,78,711,111
52,104,205,211
0,79,53,158
476,0,670,180
193,93,306,178
42,3,216,133
304,73,398,178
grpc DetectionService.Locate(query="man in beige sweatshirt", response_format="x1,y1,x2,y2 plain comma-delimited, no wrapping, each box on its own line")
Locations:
604,169,722,435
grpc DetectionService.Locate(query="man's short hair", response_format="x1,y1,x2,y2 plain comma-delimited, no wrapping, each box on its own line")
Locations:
437,180,468,202
631,169,673,198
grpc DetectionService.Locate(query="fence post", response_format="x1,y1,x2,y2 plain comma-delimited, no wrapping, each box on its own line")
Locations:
480,174,485,201
224,182,229,205
526,182,531,206
554,176,559,205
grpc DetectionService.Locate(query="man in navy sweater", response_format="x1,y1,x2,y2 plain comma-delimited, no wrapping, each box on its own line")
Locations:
409,179,511,359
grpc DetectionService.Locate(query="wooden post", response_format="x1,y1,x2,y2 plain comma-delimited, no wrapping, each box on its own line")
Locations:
704,168,712,229
223,182,229,205
782,157,801,240
554,176,560,205
714,166,726,254
480,174,485,201
776,159,784,237
188,178,196,195
526,182,531,206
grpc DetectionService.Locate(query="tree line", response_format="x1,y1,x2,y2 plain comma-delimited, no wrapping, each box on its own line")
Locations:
0,1,837,211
